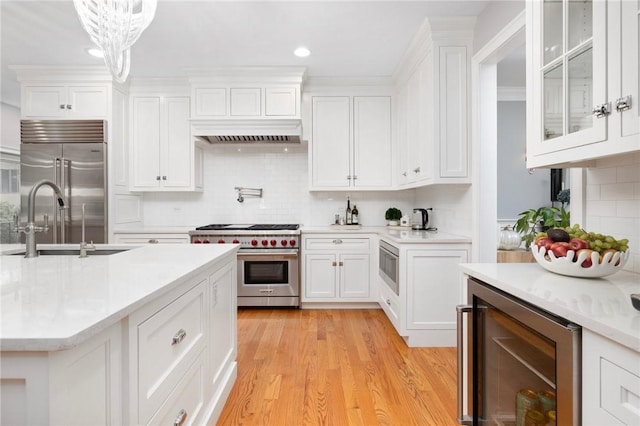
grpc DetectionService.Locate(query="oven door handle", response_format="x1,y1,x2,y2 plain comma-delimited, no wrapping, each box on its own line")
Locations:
456,305,473,425
238,251,298,258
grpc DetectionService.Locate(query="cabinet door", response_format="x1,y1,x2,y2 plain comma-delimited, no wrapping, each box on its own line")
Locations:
230,88,261,116
353,97,392,188
209,261,236,390
618,0,640,142
67,85,108,118
265,87,297,116
416,51,435,182
162,97,192,189
131,96,161,189
311,96,351,188
528,0,607,157
405,249,468,331
338,253,370,299
193,88,227,117
22,85,67,117
304,254,338,299
396,85,409,185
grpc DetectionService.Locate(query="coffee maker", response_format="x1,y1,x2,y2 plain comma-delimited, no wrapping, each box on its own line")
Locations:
411,208,432,230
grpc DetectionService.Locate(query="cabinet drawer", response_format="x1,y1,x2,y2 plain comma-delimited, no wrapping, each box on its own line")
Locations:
137,281,206,423
146,350,206,426
304,237,370,251
114,234,189,244
601,358,640,425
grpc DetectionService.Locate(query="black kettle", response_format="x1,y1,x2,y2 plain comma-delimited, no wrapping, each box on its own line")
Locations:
411,208,431,230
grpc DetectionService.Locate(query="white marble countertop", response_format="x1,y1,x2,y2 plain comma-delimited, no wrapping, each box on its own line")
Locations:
0,244,238,351
301,226,471,244
112,227,193,234
460,263,640,352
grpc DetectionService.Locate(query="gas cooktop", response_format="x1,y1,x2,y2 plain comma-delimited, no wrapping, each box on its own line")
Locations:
195,224,300,231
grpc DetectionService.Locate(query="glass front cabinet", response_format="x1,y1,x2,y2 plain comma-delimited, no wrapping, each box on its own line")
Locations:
526,0,640,168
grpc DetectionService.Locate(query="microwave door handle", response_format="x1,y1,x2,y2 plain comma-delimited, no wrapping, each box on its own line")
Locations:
456,305,473,425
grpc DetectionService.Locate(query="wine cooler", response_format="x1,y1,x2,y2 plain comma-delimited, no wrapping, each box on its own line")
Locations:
457,278,581,425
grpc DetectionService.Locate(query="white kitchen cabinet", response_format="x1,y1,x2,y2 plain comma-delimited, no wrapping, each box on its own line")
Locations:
583,329,640,425
526,0,640,168
208,261,236,392
395,21,471,187
230,88,261,116
130,95,202,191
310,96,392,190
302,235,375,302
21,84,109,118
378,239,470,347
113,232,190,244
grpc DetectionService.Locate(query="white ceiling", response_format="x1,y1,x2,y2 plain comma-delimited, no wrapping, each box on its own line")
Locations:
1,1,491,107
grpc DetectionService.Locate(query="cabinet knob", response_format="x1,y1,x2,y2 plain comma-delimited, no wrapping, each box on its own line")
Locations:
592,102,611,118
171,329,187,345
173,409,188,426
347,175,352,180
616,95,632,112
386,298,391,306
338,261,344,266
148,239,158,244
162,176,167,180
156,176,161,181
332,239,343,244
402,171,407,177
353,175,357,180
332,261,337,267
413,166,421,173
59,104,66,110
66,104,72,110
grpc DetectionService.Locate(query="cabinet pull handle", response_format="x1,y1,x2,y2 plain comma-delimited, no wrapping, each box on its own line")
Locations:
592,102,611,118
413,166,421,173
338,261,344,266
173,409,188,426
386,298,391,306
332,239,342,244
332,261,337,267
346,175,352,180
171,329,187,345
66,104,72,110
616,95,632,112
402,171,407,177
59,104,66,110
148,239,159,244
156,175,161,181
162,176,167,180
353,175,357,180
259,288,274,293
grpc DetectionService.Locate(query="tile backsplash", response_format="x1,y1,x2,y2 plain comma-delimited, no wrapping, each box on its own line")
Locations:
585,153,640,273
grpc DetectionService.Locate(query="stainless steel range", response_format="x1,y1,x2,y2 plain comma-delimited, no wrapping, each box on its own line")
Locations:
189,224,300,307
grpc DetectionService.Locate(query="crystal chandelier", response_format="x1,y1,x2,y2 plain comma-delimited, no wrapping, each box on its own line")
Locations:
73,0,157,83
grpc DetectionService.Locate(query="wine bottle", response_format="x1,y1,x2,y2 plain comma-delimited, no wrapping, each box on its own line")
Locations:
352,205,359,224
346,197,352,225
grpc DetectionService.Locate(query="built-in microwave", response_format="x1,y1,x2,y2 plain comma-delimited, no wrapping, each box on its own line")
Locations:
379,240,399,295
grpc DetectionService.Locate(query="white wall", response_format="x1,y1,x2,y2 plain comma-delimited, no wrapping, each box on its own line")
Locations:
414,184,473,237
141,144,417,228
584,153,640,273
1,102,20,151
473,0,525,54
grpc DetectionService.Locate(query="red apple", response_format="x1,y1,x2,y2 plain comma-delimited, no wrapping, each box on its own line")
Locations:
550,242,571,258
535,237,554,251
576,248,595,267
568,238,589,251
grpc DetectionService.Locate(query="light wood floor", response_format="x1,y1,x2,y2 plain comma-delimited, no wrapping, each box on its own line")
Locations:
217,309,459,426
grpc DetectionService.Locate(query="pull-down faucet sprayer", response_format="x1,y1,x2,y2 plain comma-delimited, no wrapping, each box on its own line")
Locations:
19,180,66,258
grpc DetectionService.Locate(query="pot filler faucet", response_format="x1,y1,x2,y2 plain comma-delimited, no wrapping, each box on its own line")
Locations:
16,179,67,258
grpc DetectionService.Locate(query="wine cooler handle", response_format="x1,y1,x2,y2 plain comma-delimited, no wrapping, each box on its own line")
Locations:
456,305,473,425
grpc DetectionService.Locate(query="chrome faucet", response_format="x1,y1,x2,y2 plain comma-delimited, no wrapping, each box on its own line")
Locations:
79,203,95,258
18,180,66,258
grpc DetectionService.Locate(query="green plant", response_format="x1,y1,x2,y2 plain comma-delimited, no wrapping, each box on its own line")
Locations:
514,206,570,248
384,207,402,221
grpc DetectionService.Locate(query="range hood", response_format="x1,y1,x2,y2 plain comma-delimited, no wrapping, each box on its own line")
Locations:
191,118,302,144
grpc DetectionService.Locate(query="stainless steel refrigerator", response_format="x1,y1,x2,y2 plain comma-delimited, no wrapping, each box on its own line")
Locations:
20,120,107,244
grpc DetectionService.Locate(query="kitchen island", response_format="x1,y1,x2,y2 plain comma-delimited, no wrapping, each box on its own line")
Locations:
461,263,640,425
0,244,239,426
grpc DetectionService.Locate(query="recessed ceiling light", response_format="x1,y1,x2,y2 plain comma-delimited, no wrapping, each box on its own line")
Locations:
294,47,310,58
86,48,104,58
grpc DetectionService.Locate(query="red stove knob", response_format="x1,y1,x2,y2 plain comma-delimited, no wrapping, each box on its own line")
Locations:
202,239,210,244
289,240,297,246
261,240,268,246
281,239,288,246
270,239,277,246
193,239,201,244
217,239,225,244
232,239,240,244
251,240,258,246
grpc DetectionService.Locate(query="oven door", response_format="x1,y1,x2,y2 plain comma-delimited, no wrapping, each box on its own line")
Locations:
237,251,300,298
379,240,399,295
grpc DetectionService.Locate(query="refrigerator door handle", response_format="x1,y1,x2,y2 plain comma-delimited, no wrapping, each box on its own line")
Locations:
456,304,473,425
59,157,70,243
53,158,61,242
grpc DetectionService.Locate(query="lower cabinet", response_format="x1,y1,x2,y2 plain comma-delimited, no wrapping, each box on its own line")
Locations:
0,254,237,426
583,329,640,425
302,235,375,303
378,240,470,347
113,232,190,244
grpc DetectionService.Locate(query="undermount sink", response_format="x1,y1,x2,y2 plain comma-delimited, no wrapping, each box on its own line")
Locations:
11,249,128,256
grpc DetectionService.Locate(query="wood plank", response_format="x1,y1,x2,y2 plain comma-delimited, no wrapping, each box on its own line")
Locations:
217,309,459,426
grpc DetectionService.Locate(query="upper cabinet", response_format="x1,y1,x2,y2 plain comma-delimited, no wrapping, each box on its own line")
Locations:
130,93,202,192
188,67,305,119
526,0,640,168
394,18,473,188
22,84,108,118
309,95,392,190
